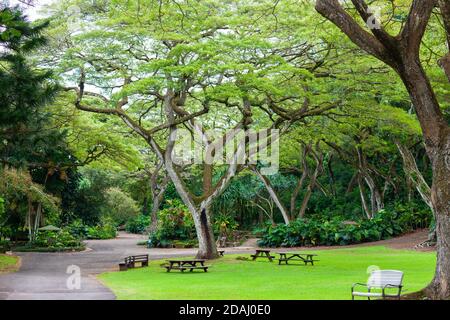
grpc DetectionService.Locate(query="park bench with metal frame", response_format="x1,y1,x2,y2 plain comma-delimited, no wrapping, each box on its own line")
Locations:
352,270,403,300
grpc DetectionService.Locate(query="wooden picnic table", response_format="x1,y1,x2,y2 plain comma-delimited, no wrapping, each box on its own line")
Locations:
164,259,209,272
251,249,275,262
278,252,319,266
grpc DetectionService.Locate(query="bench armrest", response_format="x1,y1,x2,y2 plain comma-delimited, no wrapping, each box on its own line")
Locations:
382,284,402,289
381,284,403,298
352,283,369,292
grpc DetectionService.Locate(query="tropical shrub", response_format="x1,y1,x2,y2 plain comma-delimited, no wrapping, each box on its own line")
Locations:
33,229,82,249
66,219,89,238
0,239,10,253
86,218,117,239
258,207,432,247
148,200,196,248
213,213,239,237
125,215,150,234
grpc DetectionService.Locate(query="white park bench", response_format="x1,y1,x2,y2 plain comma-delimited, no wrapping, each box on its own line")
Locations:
352,270,404,300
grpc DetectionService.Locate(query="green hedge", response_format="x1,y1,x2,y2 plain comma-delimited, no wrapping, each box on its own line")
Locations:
12,245,85,252
33,229,83,248
258,207,432,247
125,215,150,234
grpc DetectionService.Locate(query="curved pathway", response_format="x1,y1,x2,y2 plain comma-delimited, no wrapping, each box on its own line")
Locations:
0,230,431,300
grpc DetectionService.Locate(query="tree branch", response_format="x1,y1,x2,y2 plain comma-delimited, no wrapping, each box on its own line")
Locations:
315,0,394,66
400,0,437,57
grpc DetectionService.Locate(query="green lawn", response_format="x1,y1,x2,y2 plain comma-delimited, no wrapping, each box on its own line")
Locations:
0,254,19,273
99,246,435,300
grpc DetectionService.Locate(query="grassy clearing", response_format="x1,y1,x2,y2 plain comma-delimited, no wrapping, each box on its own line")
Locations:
0,254,20,273
99,246,435,300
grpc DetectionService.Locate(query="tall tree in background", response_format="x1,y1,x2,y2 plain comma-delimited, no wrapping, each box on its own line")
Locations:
0,5,60,167
316,0,450,299
0,5,63,240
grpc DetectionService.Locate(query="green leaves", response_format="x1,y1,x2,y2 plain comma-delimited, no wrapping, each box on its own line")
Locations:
259,206,432,247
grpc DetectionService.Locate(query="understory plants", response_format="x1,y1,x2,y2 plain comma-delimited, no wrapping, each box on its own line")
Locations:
258,206,432,247
148,200,196,248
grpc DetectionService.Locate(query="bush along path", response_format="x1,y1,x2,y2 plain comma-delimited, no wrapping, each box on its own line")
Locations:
258,209,431,247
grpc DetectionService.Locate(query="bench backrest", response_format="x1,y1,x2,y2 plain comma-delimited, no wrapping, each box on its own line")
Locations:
125,255,148,263
367,270,403,288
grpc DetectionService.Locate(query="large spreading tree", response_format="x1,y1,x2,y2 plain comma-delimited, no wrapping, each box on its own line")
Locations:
44,0,340,258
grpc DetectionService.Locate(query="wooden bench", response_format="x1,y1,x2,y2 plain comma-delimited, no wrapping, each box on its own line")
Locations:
164,259,210,272
251,249,275,262
121,254,149,270
352,270,403,300
278,252,319,266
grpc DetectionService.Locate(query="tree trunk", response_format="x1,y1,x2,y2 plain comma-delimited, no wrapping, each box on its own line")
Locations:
315,0,450,298
425,129,450,299
142,196,149,216
364,174,384,215
193,207,218,259
290,171,307,219
253,167,290,225
149,195,161,234
298,142,324,218
358,175,372,219
148,161,168,234
395,141,433,209
298,169,319,218
357,147,383,215
397,63,450,298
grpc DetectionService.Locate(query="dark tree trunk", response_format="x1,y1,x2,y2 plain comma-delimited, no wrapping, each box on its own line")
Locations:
315,0,450,298
149,195,161,234
195,207,218,259
426,129,450,299
142,196,149,216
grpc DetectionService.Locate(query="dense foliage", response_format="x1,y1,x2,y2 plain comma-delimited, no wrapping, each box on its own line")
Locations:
258,203,432,247
148,200,196,248
0,2,443,255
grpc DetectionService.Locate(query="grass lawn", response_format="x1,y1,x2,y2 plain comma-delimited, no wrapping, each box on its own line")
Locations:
0,254,19,273
98,246,435,300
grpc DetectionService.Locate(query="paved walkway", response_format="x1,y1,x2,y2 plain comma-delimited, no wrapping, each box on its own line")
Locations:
0,229,432,300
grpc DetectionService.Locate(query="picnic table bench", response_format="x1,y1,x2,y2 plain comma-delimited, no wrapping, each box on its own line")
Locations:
164,259,210,272
119,254,149,271
251,249,275,262
278,252,318,266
